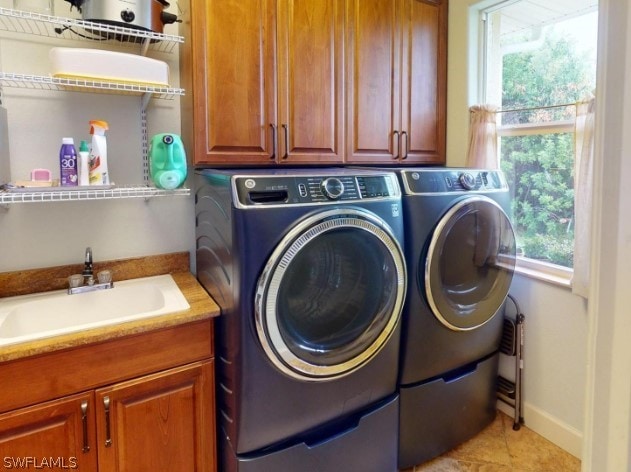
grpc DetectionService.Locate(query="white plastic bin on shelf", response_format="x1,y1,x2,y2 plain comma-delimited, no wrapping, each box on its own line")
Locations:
49,48,170,87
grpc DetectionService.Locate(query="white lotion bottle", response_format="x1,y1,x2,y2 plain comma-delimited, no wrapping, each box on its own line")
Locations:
78,140,90,186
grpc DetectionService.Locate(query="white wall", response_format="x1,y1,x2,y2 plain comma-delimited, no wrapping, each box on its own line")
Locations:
0,0,193,272
447,0,589,458
582,0,631,470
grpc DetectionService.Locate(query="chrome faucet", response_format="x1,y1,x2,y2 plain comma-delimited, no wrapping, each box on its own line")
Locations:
68,247,114,295
82,247,94,285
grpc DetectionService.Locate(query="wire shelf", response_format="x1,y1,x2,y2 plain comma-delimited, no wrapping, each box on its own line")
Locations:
0,72,184,100
0,186,190,204
0,7,183,54
0,9,188,207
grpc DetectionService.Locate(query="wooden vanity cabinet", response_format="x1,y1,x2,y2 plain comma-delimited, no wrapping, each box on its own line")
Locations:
0,392,98,471
0,320,216,471
183,0,344,166
346,0,447,164
95,361,214,472
0,362,213,471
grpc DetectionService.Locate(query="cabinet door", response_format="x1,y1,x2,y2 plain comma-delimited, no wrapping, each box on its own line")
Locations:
0,392,97,471
346,0,403,163
95,361,215,472
185,0,277,166
399,0,447,164
277,0,345,163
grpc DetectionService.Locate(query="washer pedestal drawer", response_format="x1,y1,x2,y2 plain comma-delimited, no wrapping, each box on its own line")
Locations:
220,395,399,472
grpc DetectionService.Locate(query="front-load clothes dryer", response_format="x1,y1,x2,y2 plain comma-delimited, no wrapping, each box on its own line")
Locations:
195,169,407,472
394,168,516,468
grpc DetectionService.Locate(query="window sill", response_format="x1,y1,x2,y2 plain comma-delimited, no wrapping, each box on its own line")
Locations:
513,257,573,289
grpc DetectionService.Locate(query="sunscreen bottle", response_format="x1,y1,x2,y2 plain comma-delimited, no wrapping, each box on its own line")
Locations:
88,120,109,185
59,137,78,186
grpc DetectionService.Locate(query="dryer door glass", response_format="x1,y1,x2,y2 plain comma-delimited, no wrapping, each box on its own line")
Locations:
424,196,516,331
255,209,406,380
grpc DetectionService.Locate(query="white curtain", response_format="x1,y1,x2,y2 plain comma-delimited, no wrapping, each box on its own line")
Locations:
572,97,596,299
466,104,499,169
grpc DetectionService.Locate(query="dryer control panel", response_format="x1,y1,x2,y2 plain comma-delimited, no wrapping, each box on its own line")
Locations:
233,173,399,207
401,169,508,195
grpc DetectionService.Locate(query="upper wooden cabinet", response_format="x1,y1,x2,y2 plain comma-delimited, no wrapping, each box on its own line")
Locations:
346,0,447,164
181,0,447,166
182,0,275,166
278,0,346,164
183,0,344,166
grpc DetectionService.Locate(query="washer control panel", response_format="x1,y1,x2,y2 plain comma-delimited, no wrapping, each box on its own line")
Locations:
233,173,398,206
401,169,508,194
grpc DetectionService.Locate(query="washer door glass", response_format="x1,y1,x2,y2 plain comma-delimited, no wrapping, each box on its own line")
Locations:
256,209,406,381
424,196,516,331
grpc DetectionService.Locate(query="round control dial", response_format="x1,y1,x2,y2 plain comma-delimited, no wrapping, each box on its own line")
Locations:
459,172,477,190
121,9,135,23
321,178,345,200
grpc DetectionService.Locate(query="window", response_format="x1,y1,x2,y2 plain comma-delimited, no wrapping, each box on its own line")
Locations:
482,0,598,270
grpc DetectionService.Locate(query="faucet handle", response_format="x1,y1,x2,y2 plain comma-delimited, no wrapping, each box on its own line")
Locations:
68,274,83,289
97,270,112,284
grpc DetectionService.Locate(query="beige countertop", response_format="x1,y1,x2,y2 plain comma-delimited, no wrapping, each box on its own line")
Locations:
0,253,220,363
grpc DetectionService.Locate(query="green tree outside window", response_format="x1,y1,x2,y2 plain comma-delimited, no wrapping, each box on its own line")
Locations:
500,32,595,267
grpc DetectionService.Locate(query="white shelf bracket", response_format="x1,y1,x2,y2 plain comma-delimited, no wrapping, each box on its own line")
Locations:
0,78,8,211
140,38,151,56
140,92,152,112
140,98,149,187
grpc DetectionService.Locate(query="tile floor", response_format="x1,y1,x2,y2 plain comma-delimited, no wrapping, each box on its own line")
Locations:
401,411,581,472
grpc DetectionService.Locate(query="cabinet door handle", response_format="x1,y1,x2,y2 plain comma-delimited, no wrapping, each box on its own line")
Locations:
401,131,408,159
80,401,90,453
270,123,277,160
392,130,400,159
103,396,112,447
281,124,289,159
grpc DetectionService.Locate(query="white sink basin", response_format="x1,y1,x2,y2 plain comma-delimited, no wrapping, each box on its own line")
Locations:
0,274,190,347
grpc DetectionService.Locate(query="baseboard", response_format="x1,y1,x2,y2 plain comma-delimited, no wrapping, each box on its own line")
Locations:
497,401,583,459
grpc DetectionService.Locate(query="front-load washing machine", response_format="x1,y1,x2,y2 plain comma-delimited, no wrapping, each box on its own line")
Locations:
195,168,407,472
394,168,516,468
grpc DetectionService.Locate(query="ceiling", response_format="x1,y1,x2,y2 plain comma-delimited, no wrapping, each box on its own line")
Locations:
494,0,599,38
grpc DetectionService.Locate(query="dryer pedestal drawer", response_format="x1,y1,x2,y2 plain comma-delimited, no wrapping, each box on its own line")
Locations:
398,353,499,469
